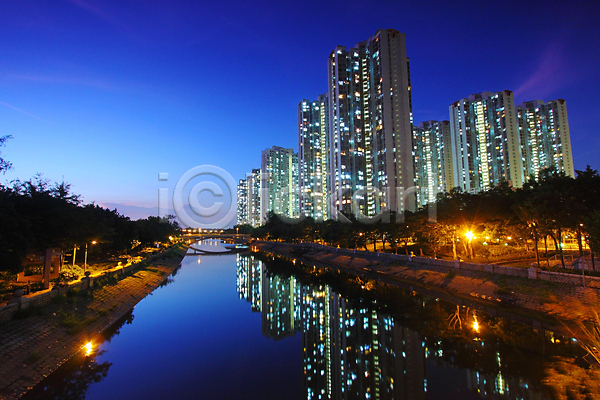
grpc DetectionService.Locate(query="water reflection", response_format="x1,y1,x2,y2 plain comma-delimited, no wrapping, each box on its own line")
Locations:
22,311,135,400
236,253,580,400
23,246,586,399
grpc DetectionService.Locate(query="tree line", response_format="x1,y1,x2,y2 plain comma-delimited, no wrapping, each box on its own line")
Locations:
237,167,600,269
0,136,180,274
0,175,179,273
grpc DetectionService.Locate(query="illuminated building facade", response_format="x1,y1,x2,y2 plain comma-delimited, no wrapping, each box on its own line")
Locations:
517,99,574,181
260,146,299,224
328,29,414,219
449,91,524,193
236,178,249,226
247,169,262,227
236,169,262,227
413,120,454,206
299,94,330,220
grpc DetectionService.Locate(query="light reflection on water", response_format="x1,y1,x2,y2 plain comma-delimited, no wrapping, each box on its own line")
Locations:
24,241,583,399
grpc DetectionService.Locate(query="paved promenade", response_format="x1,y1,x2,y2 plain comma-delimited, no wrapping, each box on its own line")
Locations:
0,246,186,399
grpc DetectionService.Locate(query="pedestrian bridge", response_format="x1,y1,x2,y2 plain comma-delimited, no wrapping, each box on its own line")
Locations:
185,233,252,256
183,233,251,241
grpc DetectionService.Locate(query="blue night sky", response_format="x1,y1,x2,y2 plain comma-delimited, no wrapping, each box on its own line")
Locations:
1,0,599,220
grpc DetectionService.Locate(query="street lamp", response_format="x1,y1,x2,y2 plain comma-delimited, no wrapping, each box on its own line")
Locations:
84,241,97,272
465,231,475,259
72,245,79,267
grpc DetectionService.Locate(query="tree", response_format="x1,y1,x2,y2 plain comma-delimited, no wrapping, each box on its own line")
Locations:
587,211,600,265
0,135,12,174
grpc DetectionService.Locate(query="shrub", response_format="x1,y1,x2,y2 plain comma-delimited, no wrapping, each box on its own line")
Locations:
57,265,84,282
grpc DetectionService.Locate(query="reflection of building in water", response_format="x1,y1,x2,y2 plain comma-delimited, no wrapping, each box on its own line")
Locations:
236,254,250,300
332,300,426,400
261,272,301,340
237,255,548,399
236,255,263,312
301,283,426,400
237,255,428,399
465,352,541,400
301,284,334,399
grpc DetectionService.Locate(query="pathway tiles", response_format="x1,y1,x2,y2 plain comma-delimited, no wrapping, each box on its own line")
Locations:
0,262,181,400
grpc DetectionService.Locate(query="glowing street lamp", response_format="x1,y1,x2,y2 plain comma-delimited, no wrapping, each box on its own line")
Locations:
84,241,97,272
472,316,480,333
465,231,475,259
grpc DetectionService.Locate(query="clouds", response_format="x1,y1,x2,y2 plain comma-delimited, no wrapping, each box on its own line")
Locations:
0,101,45,121
513,40,575,101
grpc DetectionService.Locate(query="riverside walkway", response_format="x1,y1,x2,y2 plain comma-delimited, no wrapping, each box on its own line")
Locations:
0,245,187,399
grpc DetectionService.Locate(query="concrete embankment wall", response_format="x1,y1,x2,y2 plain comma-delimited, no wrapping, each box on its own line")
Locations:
252,240,600,288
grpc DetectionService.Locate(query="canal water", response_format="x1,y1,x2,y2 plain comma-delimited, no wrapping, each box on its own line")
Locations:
24,240,583,399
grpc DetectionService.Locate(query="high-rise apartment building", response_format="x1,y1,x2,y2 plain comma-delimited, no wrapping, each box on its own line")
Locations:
247,168,262,227
449,91,524,193
328,29,414,219
260,146,299,224
235,168,262,227
236,178,249,226
517,99,574,180
298,94,330,221
413,120,454,206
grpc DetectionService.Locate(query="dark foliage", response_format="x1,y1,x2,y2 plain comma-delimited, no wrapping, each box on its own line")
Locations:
239,167,600,262
0,176,179,273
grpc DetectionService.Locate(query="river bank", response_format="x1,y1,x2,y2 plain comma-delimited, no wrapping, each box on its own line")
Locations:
253,241,600,325
0,244,187,400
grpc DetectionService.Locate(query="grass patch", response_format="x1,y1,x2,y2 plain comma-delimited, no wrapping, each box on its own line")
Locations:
495,287,512,295
27,351,42,363
66,288,79,297
94,274,119,288
494,278,513,296
58,313,81,329
92,308,108,316
538,288,559,304
145,267,163,275
445,269,457,279
59,312,102,335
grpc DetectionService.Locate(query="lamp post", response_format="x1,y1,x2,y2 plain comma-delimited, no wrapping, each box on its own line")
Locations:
84,241,97,272
72,245,78,267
